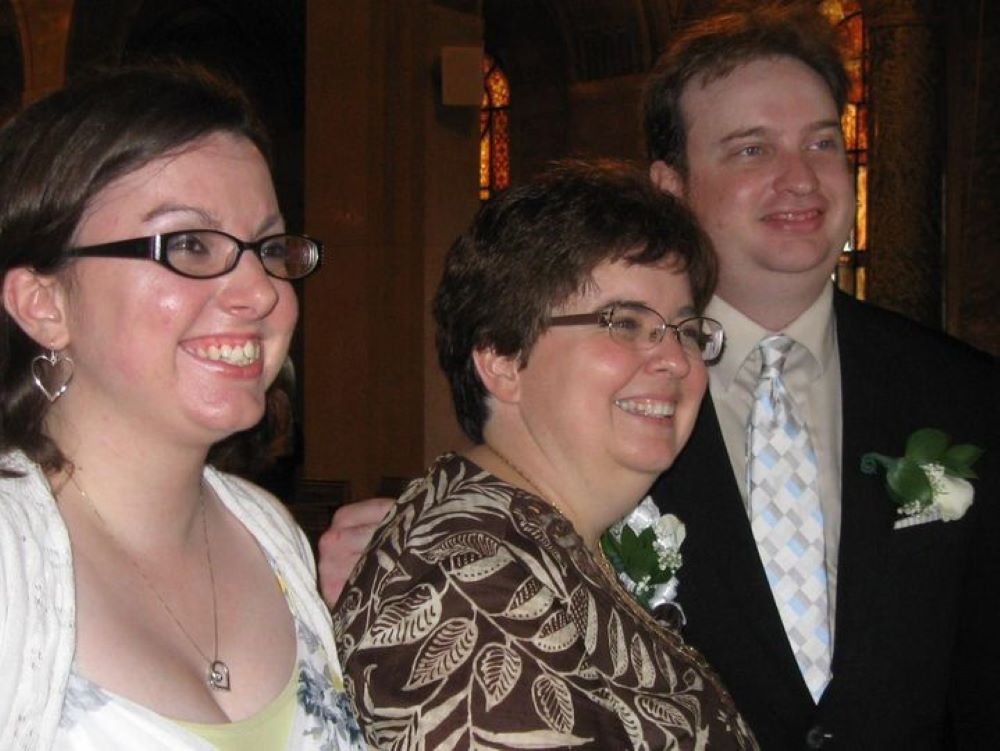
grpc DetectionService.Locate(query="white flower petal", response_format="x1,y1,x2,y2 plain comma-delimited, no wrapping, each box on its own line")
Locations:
922,463,974,521
654,514,685,548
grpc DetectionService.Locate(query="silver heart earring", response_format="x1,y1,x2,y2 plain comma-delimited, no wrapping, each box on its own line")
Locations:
31,348,74,403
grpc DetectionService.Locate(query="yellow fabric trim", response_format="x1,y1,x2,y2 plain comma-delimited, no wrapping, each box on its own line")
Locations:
175,667,297,750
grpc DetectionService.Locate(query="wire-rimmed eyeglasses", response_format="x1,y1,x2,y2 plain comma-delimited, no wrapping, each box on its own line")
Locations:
67,229,323,281
548,302,724,361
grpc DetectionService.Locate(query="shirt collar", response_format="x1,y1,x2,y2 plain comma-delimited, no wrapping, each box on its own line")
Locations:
706,283,836,389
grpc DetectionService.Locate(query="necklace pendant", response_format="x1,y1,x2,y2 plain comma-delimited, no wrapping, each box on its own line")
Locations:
207,660,231,691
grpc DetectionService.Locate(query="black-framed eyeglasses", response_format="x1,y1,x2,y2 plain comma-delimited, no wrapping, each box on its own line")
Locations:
66,229,323,281
548,302,724,361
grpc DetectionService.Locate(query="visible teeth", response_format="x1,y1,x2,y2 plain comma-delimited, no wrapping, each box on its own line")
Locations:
772,210,817,221
192,341,260,366
615,399,675,418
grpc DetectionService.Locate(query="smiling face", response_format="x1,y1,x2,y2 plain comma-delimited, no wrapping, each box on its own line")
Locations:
53,131,297,451
666,56,854,322
515,258,707,489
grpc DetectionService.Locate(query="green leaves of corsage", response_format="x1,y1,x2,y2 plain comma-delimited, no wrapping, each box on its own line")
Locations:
600,497,684,610
861,428,984,521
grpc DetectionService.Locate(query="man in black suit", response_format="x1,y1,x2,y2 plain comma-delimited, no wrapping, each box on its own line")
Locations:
320,4,998,748
643,4,997,748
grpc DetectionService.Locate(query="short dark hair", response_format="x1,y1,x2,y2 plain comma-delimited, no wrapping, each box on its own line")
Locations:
434,159,716,443
643,2,849,173
0,63,271,473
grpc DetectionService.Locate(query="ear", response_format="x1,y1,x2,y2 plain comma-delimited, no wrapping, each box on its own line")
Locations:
2,267,70,349
649,160,685,199
472,346,522,404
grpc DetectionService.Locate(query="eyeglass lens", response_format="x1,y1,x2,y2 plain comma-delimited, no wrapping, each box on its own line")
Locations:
607,306,665,348
164,231,317,280
607,306,719,359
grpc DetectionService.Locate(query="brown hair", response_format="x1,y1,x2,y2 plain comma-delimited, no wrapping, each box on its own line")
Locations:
0,63,271,473
643,1,848,174
434,159,716,443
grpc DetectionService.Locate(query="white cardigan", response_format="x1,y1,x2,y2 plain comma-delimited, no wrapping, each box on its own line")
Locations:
0,451,340,750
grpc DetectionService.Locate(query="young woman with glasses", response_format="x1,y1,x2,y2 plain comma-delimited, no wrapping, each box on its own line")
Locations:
0,65,362,750
333,160,758,749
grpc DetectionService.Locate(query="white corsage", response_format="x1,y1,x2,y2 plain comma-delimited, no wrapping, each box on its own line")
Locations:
600,496,685,613
861,428,983,528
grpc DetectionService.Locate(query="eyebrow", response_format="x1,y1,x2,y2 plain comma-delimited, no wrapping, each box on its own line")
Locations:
141,204,284,237
719,126,768,145
603,299,698,320
719,119,844,145
142,203,218,227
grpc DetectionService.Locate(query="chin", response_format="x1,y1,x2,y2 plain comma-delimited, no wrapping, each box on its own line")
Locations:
769,242,839,273
619,446,679,479
191,400,268,442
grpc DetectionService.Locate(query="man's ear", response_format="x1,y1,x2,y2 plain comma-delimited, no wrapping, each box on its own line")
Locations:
2,267,70,349
649,160,685,199
472,346,522,404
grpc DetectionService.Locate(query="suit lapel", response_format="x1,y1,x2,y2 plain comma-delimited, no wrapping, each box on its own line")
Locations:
827,292,895,688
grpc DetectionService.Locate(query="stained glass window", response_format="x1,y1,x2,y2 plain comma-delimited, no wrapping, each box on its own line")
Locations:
821,0,868,299
480,54,510,201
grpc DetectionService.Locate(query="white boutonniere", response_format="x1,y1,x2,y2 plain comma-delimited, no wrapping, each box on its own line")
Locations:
600,496,685,614
861,428,984,527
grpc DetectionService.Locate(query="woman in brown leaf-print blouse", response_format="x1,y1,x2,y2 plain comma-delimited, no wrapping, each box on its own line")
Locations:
333,161,758,750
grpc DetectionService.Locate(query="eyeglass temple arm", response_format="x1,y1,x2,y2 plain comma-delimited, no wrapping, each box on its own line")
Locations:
547,312,608,327
67,236,159,259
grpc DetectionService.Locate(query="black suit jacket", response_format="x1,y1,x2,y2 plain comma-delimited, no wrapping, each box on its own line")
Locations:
650,290,999,750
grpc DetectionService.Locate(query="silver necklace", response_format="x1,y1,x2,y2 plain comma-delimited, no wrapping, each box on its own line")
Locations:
68,473,231,691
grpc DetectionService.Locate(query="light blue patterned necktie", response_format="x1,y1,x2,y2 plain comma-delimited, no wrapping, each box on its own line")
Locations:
747,334,831,702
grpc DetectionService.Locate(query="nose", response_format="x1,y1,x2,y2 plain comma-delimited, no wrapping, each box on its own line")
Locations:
648,328,693,379
216,249,283,319
775,150,820,195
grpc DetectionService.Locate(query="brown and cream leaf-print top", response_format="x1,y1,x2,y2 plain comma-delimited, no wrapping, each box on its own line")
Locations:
333,453,758,750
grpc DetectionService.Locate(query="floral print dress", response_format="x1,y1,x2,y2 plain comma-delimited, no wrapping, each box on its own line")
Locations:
56,596,364,750
334,453,758,750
